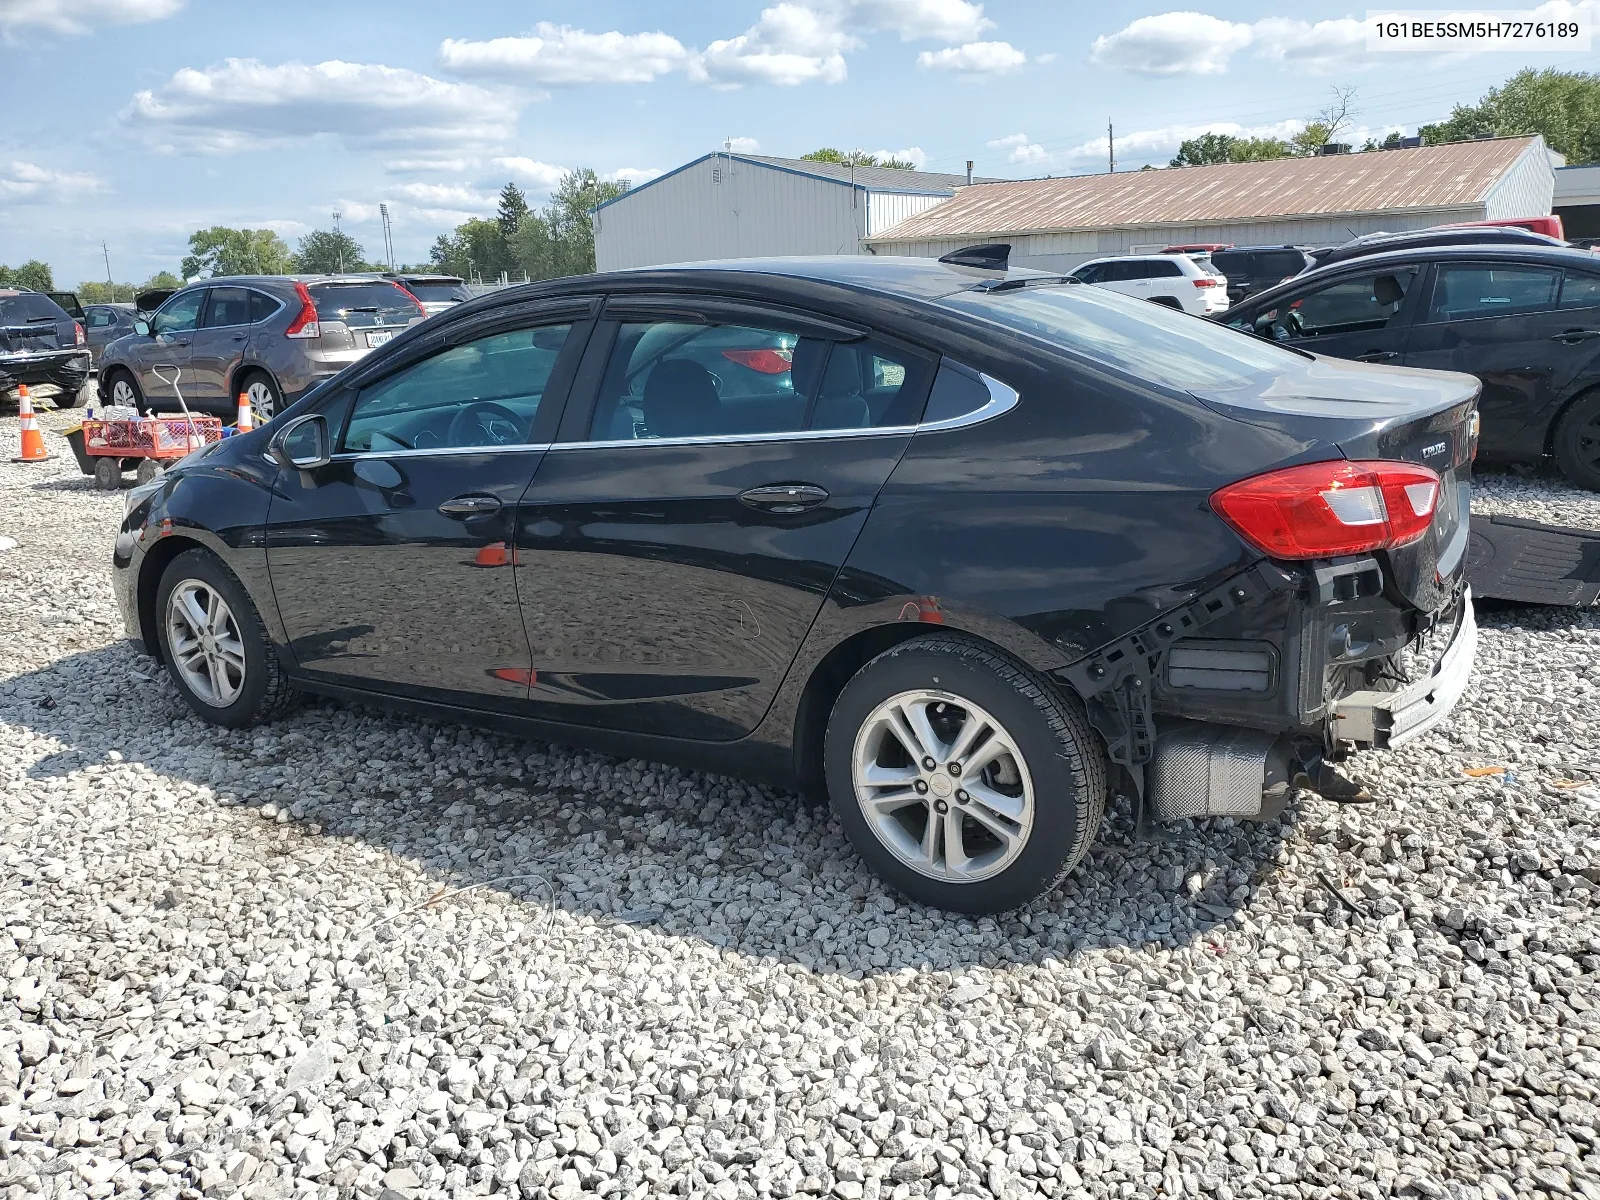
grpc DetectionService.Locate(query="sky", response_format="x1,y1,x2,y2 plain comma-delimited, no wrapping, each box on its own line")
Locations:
3,0,1599,286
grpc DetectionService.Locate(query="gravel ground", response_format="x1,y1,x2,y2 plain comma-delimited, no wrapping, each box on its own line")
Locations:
3,409,1600,1200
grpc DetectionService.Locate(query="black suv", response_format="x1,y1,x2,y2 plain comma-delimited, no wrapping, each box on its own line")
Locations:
1209,246,1317,305
1220,243,1600,489
0,289,90,404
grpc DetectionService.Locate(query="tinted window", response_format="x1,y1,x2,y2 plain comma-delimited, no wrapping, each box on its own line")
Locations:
1099,261,1141,282
0,294,68,323
1561,272,1600,309
939,283,1306,394
309,282,421,329
342,324,572,453
1148,259,1184,278
249,291,280,324
407,282,472,303
1253,251,1308,280
1244,269,1417,340
1210,251,1250,277
922,363,991,423
202,287,251,328
1427,264,1561,322
1072,264,1104,284
87,308,117,329
152,290,204,335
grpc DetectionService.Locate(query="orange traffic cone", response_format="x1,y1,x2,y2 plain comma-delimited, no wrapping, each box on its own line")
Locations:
12,385,52,463
235,391,254,434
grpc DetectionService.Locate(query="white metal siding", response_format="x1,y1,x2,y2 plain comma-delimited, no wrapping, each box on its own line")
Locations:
594,158,862,271
1482,139,1557,219
865,192,951,237
870,208,1487,273
1556,165,1600,207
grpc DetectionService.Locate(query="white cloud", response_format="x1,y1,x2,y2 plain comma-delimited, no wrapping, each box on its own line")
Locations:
439,23,690,85
1251,18,1368,74
1035,52,1057,64
691,4,857,87
726,136,762,153
121,58,518,154
606,167,664,187
261,218,312,238
0,160,105,200
1091,12,1251,75
492,157,570,194
0,0,181,38
1062,118,1307,168
871,145,928,168
987,132,1046,164
916,40,1024,74
391,182,495,209
386,156,477,174
847,0,991,42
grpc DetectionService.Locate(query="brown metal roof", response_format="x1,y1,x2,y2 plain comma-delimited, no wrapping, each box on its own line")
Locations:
867,137,1540,242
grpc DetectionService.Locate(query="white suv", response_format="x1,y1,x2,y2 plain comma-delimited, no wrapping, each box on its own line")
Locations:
1067,254,1230,316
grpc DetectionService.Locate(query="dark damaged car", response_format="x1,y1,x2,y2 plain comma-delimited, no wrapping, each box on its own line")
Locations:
1,289,90,404
111,257,1480,914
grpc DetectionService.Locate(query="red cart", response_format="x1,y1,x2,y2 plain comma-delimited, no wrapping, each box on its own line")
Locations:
66,414,224,489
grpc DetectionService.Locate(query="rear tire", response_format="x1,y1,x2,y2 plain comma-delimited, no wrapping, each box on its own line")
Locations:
105,369,142,410
1552,389,1600,491
238,370,282,422
823,635,1106,914
55,380,86,409
155,548,299,728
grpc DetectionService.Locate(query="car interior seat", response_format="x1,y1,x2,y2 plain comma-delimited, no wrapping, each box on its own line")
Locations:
643,358,722,438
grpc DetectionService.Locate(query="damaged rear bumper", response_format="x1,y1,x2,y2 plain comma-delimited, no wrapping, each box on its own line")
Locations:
1,349,91,396
1332,588,1477,750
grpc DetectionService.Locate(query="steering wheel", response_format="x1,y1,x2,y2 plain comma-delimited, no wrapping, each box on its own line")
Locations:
446,401,524,448
1282,309,1305,337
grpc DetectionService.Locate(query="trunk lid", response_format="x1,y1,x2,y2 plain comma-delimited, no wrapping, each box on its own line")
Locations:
1194,354,1480,613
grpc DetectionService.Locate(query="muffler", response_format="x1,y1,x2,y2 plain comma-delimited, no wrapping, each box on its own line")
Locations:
1147,721,1293,822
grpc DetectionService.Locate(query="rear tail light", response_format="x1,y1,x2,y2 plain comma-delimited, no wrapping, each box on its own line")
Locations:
722,348,792,374
74,321,85,346
284,282,320,339
1210,459,1442,559
1192,277,1217,288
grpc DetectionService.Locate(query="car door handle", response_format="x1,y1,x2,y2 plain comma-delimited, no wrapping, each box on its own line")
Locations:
1356,350,1399,362
438,495,502,517
231,334,247,342
739,484,829,513
1552,328,1600,343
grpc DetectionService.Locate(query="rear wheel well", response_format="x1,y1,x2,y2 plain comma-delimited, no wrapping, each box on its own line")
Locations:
135,535,209,662
1147,295,1183,309
228,364,275,403
1546,381,1600,452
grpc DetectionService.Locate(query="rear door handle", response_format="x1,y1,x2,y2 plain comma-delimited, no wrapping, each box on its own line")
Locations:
1552,328,1600,343
739,484,829,513
1356,350,1400,362
438,494,502,516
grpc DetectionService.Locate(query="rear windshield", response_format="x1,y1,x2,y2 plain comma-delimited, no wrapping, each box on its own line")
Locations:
938,282,1307,393
0,294,69,324
308,282,421,329
406,282,472,303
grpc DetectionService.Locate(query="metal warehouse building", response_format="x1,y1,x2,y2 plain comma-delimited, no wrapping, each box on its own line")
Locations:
593,153,997,271
864,136,1556,272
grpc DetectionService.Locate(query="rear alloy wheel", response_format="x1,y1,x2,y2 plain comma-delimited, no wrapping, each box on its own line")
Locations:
107,370,142,410
1553,389,1600,491
156,548,299,727
240,372,281,422
824,636,1106,914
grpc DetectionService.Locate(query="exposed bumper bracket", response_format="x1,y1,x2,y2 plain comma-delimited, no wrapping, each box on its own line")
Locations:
1333,588,1476,749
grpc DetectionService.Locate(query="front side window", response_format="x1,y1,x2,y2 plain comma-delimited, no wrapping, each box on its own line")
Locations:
342,324,573,453
202,287,251,329
1071,264,1104,284
87,308,116,329
586,320,931,441
1248,269,1418,340
1426,264,1561,322
153,290,205,335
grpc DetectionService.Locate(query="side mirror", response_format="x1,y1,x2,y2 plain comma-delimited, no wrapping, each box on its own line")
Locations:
269,413,330,470
135,318,151,337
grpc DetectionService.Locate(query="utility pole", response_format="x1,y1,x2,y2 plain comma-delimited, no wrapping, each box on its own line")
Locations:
1108,121,1115,174
379,203,395,272
332,210,344,273
102,241,114,300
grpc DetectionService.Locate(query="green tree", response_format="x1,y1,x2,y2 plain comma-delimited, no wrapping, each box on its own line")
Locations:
180,227,293,279
1420,68,1600,163
801,148,879,166
142,271,184,291
0,260,55,290
1170,132,1290,167
77,281,138,303
1289,86,1358,157
878,157,917,170
1362,131,1406,152
509,169,627,281
292,229,370,274
497,182,530,242
429,217,511,282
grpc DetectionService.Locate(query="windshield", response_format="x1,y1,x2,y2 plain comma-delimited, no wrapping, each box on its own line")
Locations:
939,282,1309,393
406,282,472,303
0,294,68,324
309,282,422,329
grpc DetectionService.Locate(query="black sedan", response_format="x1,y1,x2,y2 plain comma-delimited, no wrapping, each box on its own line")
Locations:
113,257,1479,913
1221,243,1600,489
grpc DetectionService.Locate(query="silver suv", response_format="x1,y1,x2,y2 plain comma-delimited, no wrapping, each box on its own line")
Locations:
97,275,426,418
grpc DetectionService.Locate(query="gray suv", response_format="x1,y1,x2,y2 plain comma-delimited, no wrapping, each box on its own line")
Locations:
97,275,425,418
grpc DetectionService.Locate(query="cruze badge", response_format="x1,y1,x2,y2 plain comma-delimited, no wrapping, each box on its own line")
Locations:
1422,441,1448,458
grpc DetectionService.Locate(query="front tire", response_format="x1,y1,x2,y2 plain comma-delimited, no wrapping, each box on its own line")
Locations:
824,635,1106,914
155,548,298,728
1552,388,1600,491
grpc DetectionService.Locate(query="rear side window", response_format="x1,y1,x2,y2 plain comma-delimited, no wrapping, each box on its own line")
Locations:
938,283,1307,394
202,287,251,328
249,291,280,324
0,294,68,323
1148,259,1184,278
1561,272,1600,309
309,282,421,329
1426,264,1562,322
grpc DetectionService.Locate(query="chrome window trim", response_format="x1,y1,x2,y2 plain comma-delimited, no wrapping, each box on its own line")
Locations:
330,442,553,462
546,371,1017,453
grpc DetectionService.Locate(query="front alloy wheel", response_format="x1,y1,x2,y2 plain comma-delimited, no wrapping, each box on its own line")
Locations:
853,690,1034,882
165,580,247,706
110,375,139,407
